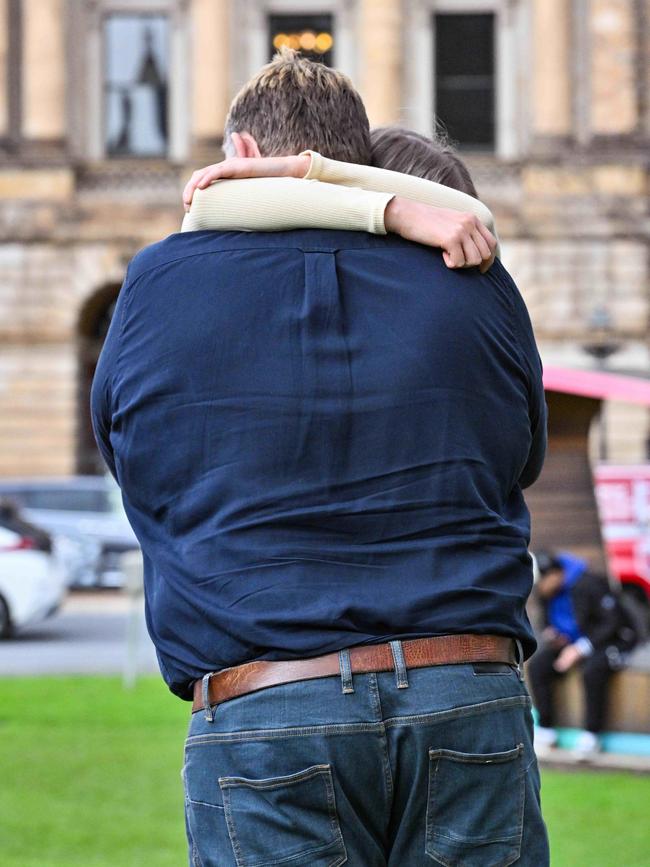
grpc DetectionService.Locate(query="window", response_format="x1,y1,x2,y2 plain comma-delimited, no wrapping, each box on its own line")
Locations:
268,14,334,65
434,13,495,150
103,14,170,157
231,3,356,92
403,1,524,159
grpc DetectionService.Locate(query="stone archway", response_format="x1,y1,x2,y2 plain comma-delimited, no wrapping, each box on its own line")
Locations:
76,283,122,475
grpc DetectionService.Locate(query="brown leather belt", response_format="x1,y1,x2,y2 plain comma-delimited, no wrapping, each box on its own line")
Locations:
192,634,518,714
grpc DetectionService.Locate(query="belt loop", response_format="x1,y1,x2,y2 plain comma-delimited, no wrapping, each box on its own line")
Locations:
202,672,216,722
390,640,409,689
514,639,525,681
338,649,355,694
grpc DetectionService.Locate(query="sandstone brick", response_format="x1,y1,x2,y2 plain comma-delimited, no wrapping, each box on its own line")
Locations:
590,0,638,134
0,170,74,201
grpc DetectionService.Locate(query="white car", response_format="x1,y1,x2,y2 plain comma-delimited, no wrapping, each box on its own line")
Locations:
0,476,139,588
0,525,66,638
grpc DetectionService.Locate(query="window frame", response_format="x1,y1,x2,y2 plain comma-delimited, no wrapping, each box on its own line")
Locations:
67,0,189,163
403,0,528,160
230,0,358,90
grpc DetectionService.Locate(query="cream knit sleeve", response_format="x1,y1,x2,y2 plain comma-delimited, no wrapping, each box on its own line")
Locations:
303,150,497,239
181,177,394,234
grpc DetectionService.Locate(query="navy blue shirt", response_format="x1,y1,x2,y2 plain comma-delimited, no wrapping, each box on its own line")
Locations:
91,229,546,699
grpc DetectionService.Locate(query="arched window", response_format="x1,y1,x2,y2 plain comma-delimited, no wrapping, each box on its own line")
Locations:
77,284,122,475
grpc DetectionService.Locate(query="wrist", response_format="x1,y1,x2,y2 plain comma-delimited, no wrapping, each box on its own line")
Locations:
295,152,314,178
574,637,593,658
384,196,406,234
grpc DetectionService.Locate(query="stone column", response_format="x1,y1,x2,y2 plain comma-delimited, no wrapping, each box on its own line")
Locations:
590,0,638,135
22,0,66,140
531,0,572,136
0,0,7,136
191,0,230,151
358,0,402,126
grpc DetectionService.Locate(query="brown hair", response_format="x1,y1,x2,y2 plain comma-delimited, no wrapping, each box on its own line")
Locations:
370,126,479,198
225,48,371,164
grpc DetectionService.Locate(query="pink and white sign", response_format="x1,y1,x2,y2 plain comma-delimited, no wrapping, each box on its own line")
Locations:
594,465,650,599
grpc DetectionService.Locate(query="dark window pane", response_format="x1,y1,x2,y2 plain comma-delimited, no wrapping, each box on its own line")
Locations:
434,13,495,150
269,14,334,66
104,14,169,158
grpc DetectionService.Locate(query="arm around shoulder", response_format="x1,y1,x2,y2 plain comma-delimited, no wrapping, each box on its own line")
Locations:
182,177,394,235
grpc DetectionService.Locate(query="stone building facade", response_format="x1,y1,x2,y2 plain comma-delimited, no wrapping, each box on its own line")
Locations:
0,0,649,477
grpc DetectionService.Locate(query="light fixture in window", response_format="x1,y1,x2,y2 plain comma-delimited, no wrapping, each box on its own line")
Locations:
272,32,288,50
268,14,334,64
271,29,333,55
314,32,333,54
299,31,317,51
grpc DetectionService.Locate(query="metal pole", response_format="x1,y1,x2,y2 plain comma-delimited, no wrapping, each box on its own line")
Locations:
121,549,144,689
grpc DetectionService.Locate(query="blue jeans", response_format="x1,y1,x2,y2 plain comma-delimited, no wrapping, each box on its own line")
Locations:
182,649,549,866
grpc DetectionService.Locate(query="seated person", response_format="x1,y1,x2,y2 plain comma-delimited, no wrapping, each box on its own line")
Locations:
181,126,500,271
528,551,638,756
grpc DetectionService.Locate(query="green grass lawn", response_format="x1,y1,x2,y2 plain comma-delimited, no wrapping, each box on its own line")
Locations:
1,677,648,866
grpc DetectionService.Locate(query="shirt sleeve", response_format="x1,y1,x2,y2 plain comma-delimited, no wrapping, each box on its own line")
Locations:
302,150,500,248
181,177,394,235
90,275,131,481
571,575,628,652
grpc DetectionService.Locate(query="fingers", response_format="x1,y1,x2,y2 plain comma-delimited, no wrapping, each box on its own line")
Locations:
477,222,497,273
183,170,205,210
182,158,278,211
182,162,237,211
196,159,252,185
183,168,219,210
472,229,493,264
473,229,495,274
443,243,466,269
477,220,497,254
479,251,496,274
460,236,483,269
450,215,497,272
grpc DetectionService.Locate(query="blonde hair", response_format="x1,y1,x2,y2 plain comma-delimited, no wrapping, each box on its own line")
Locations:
225,48,371,164
370,126,479,198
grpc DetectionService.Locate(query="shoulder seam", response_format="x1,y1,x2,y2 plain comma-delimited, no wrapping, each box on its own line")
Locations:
128,238,403,284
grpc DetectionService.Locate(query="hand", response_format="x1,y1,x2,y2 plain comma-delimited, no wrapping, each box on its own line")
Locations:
541,627,569,651
553,643,583,673
384,197,497,273
182,155,311,211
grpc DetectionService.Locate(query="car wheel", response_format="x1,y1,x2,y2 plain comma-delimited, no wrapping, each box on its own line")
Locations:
0,594,12,639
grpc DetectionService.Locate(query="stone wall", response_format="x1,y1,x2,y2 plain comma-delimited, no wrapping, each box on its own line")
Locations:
0,0,648,476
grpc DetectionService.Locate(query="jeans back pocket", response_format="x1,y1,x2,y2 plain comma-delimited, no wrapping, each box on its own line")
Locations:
426,744,525,867
219,764,347,867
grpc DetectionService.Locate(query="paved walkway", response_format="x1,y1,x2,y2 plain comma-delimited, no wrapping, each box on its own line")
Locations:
539,749,650,774
0,590,158,677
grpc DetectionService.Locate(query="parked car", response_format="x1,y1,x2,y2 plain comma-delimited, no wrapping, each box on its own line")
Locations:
0,500,66,637
595,464,650,638
0,477,139,588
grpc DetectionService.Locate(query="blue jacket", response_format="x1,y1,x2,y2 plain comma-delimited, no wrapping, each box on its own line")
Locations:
91,229,547,699
547,552,587,643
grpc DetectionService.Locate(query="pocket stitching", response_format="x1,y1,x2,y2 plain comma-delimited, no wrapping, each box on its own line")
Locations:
219,763,332,789
425,744,525,866
220,764,346,867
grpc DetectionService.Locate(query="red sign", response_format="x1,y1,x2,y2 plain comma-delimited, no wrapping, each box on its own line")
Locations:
594,465,650,598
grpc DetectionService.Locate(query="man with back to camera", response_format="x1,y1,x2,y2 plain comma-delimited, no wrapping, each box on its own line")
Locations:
92,50,549,866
